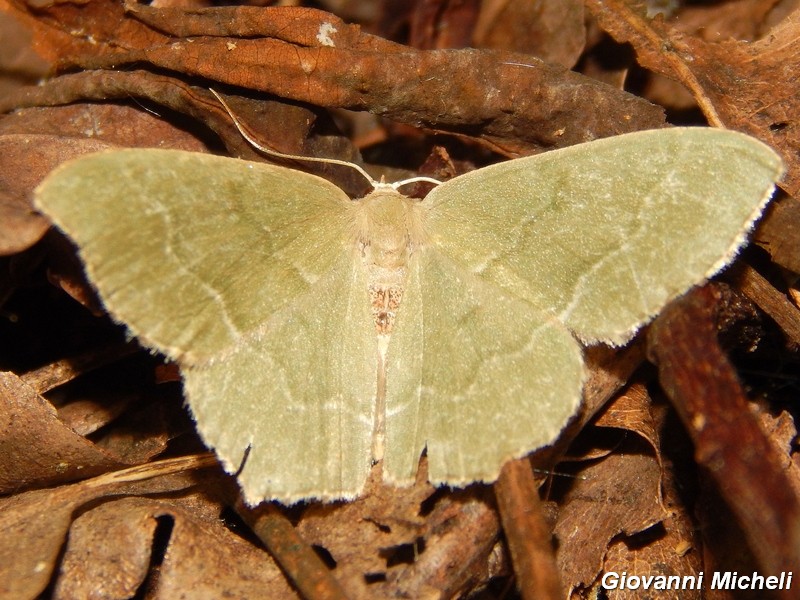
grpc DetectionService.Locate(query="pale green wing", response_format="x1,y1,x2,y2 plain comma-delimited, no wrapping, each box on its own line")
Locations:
36,149,378,502
383,248,584,486
423,128,784,345
184,251,377,504
35,149,357,363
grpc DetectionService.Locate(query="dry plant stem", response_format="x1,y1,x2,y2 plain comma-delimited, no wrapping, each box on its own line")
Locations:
648,285,800,594
237,503,350,600
83,453,219,489
495,460,563,600
20,341,140,394
731,262,800,346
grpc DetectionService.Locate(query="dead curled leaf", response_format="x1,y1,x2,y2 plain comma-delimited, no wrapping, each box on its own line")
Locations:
0,1,799,599
0,370,131,492
585,0,800,196
0,456,275,600
57,496,296,600
555,443,667,592
2,0,665,155
0,134,115,256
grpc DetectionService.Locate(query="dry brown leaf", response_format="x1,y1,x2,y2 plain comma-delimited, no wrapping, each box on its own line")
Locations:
387,494,501,598
0,8,49,96
554,439,668,595
0,0,166,64
56,496,296,599
587,0,800,195
1,1,665,154
756,195,800,273
4,70,373,197
0,455,218,599
0,134,113,256
473,0,586,68
594,381,660,457
56,391,139,436
0,104,209,150
597,521,703,600
0,370,130,492
753,406,800,500
553,382,669,595
584,391,705,600
405,0,481,49
0,103,209,257
670,0,782,42
294,461,502,599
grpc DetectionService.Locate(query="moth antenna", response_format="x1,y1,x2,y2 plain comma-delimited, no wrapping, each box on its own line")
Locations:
210,89,442,191
210,89,383,188
391,175,443,190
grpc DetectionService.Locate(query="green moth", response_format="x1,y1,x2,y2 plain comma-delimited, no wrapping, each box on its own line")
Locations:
34,127,783,504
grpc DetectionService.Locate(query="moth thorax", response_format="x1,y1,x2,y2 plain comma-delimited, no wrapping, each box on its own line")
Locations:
356,188,425,270
356,188,425,338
